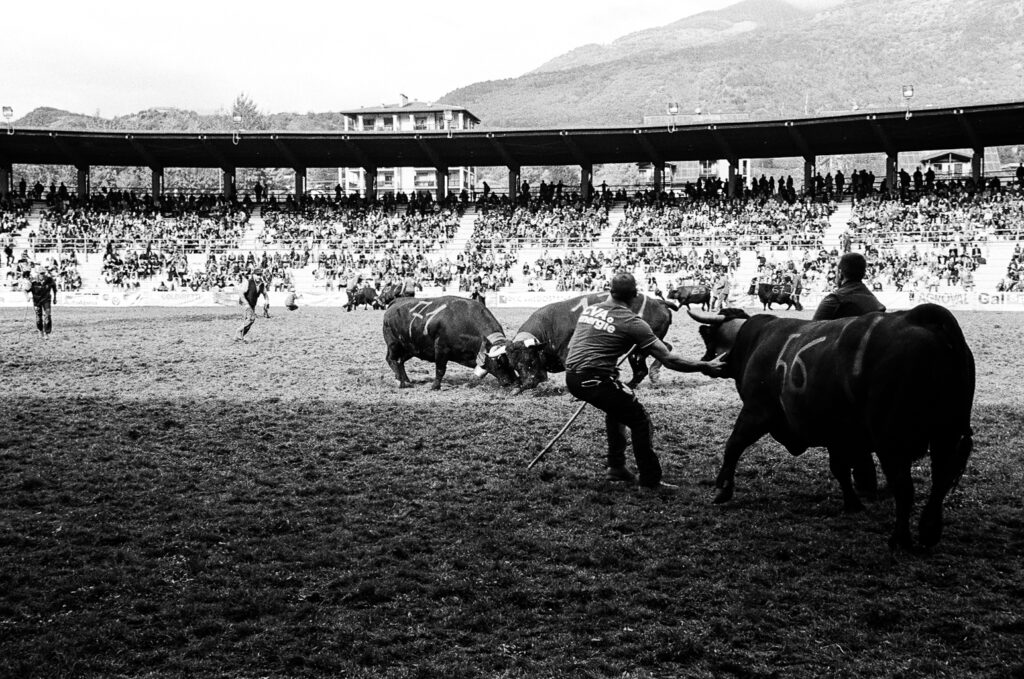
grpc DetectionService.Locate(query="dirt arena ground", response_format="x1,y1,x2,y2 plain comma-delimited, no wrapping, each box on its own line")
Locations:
1,302,1022,678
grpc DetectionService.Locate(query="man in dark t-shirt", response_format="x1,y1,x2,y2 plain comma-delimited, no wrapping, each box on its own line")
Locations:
564,273,723,490
813,253,886,321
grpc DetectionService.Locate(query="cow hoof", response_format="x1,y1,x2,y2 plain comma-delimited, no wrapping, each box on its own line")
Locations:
430,384,441,391
888,529,913,552
399,382,413,389
713,485,734,504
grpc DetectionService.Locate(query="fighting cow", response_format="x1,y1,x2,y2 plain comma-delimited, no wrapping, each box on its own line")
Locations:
383,296,518,390
346,286,378,311
667,285,711,310
757,282,803,311
507,292,672,390
689,304,975,549
375,283,414,309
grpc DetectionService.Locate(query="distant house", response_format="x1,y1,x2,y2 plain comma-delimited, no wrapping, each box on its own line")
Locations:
902,148,1002,178
336,97,480,198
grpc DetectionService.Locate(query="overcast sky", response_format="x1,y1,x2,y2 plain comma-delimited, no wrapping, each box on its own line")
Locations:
3,0,759,119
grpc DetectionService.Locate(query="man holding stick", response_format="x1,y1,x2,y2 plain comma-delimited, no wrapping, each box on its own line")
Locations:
563,272,724,490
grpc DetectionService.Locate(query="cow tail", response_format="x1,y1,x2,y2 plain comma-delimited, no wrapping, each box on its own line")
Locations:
910,304,975,492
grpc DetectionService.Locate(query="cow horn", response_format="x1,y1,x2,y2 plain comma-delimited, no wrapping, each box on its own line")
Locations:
687,309,726,325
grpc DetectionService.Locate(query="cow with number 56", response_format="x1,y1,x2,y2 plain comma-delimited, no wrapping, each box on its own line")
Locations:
688,304,975,551
383,296,518,390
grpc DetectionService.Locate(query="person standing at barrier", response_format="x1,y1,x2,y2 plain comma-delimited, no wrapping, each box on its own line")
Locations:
813,252,885,320
26,267,57,340
235,268,269,342
564,272,724,491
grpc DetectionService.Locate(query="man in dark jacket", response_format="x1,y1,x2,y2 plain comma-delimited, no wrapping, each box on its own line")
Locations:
813,252,885,320
26,268,58,339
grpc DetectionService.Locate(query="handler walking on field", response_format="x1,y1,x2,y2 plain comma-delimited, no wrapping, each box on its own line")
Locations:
25,268,58,340
235,268,269,342
564,272,724,490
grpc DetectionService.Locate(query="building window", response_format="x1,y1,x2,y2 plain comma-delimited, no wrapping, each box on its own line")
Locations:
699,160,718,177
414,171,434,189
414,116,427,131
363,116,376,131
381,172,395,188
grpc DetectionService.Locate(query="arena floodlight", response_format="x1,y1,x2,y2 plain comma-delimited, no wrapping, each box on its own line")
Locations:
903,85,914,120
667,102,679,133
232,114,243,145
2,106,12,135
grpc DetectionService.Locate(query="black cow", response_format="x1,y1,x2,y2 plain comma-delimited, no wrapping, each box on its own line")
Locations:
757,282,803,311
383,296,518,390
375,283,414,308
507,292,672,390
689,304,975,549
667,285,711,310
346,286,378,311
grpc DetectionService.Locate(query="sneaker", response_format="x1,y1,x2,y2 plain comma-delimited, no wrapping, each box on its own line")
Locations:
605,466,636,483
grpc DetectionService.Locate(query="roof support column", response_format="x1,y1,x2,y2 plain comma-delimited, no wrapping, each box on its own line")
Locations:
508,166,520,205
971,147,984,186
885,153,898,196
222,168,236,201
580,163,593,202
652,163,664,196
151,167,164,201
803,156,815,197
436,166,449,203
728,158,740,199
77,165,89,201
294,167,307,200
363,166,377,203
0,163,11,197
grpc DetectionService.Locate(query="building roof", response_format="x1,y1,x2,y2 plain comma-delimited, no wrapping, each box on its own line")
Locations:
1,100,1021,171
339,101,480,123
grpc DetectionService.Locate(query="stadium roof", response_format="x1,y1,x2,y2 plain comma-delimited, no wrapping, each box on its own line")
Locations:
1,100,1022,171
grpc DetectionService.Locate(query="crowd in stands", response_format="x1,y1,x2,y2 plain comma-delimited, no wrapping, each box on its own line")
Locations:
3,169,1024,299
1001,242,1024,292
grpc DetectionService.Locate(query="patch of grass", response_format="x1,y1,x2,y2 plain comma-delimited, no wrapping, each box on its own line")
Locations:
0,307,1022,677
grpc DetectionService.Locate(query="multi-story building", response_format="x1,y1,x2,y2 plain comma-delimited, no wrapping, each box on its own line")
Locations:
336,96,480,199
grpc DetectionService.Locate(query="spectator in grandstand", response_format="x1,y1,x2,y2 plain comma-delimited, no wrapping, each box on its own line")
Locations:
813,252,885,321
26,267,58,340
235,268,269,342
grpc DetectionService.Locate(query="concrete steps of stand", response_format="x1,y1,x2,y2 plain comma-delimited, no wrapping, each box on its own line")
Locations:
426,205,476,263
823,198,853,251
974,240,1017,291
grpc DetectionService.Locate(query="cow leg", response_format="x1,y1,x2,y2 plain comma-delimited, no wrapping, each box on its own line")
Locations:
852,452,878,499
919,431,972,547
432,339,448,390
715,408,770,503
878,454,915,551
385,345,413,388
648,360,663,384
827,447,863,512
626,352,649,388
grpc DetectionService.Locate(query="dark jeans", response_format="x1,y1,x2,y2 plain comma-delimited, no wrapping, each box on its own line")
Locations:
565,371,661,486
34,300,52,334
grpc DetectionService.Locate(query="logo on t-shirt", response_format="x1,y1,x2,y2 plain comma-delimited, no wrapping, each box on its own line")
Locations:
579,305,617,333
